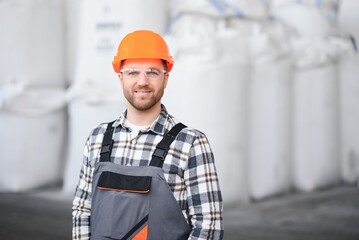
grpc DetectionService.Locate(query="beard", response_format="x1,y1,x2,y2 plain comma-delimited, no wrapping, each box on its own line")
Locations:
123,87,164,111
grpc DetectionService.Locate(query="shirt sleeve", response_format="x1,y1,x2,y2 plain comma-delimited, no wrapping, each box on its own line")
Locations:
72,138,93,240
184,133,224,240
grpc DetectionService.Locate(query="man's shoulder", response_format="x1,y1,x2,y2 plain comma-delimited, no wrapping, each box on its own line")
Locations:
180,125,205,136
166,112,205,137
175,124,209,143
86,121,114,142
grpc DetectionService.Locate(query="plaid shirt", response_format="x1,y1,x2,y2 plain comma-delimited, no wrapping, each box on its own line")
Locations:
72,105,223,239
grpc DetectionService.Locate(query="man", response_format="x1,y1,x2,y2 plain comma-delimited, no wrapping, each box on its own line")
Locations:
72,30,223,239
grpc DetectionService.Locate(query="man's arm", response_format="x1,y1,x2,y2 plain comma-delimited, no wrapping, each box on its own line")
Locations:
185,133,224,240
72,139,93,240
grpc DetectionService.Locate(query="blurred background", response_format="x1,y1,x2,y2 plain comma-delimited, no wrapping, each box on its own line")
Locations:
0,0,358,207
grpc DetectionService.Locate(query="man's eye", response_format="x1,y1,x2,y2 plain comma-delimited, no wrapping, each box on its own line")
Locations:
147,70,160,77
128,71,140,76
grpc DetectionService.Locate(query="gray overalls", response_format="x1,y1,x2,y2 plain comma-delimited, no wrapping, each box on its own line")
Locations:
90,122,191,240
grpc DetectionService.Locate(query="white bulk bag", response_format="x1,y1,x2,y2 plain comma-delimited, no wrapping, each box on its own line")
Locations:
291,36,350,191
292,37,342,191
246,21,293,200
337,0,359,184
339,50,359,183
63,84,126,193
64,0,82,85
338,0,359,42
0,88,66,192
0,0,65,88
293,63,340,191
164,15,250,204
73,0,169,88
270,0,339,37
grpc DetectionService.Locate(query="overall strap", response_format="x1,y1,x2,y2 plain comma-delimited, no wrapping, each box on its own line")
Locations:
99,121,116,162
150,123,186,168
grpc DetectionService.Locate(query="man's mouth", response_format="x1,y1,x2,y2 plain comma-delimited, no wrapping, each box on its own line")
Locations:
135,90,152,96
135,90,151,93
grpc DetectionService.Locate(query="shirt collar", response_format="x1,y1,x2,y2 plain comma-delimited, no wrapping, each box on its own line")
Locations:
112,104,169,136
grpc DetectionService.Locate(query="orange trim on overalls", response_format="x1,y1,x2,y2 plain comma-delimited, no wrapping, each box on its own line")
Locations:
97,186,150,194
132,225,148,240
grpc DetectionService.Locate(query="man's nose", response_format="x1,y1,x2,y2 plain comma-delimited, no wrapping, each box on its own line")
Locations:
137,72,149,84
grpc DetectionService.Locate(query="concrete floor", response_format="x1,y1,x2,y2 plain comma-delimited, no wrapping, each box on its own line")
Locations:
0,184,358,240
224,185,359,240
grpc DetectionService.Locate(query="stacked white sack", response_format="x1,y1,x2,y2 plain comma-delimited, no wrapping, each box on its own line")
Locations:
337,48,359,184
0,87,66,191
0,0,65,88
337,0,359,42
338,0,359,184
271,0,343,191
230,19,293,200
0,0,66,191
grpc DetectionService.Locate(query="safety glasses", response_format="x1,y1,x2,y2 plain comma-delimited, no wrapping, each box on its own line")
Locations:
120,68,166,79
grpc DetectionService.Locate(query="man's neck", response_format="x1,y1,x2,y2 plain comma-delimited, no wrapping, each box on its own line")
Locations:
126,104,162,126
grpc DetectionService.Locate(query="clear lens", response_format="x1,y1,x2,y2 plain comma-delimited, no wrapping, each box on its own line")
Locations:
120,68,166,79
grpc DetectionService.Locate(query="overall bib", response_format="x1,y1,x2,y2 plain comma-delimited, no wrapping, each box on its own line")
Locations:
90,122,191,240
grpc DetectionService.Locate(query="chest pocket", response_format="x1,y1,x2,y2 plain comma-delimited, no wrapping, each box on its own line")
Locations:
97,171,151,194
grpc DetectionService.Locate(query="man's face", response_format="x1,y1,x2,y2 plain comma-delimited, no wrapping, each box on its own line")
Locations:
119,58,168,112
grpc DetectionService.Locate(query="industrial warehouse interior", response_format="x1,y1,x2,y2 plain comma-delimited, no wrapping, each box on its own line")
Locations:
0,0,359,239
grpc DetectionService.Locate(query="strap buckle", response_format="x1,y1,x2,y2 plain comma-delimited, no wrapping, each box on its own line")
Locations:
152,148,167,160
100,140,113,155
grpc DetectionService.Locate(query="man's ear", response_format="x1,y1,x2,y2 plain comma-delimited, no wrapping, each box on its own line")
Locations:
164,73,169,89
118,74,124,88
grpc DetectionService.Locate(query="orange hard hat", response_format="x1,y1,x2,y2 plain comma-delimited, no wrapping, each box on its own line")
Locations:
112,30,174,73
